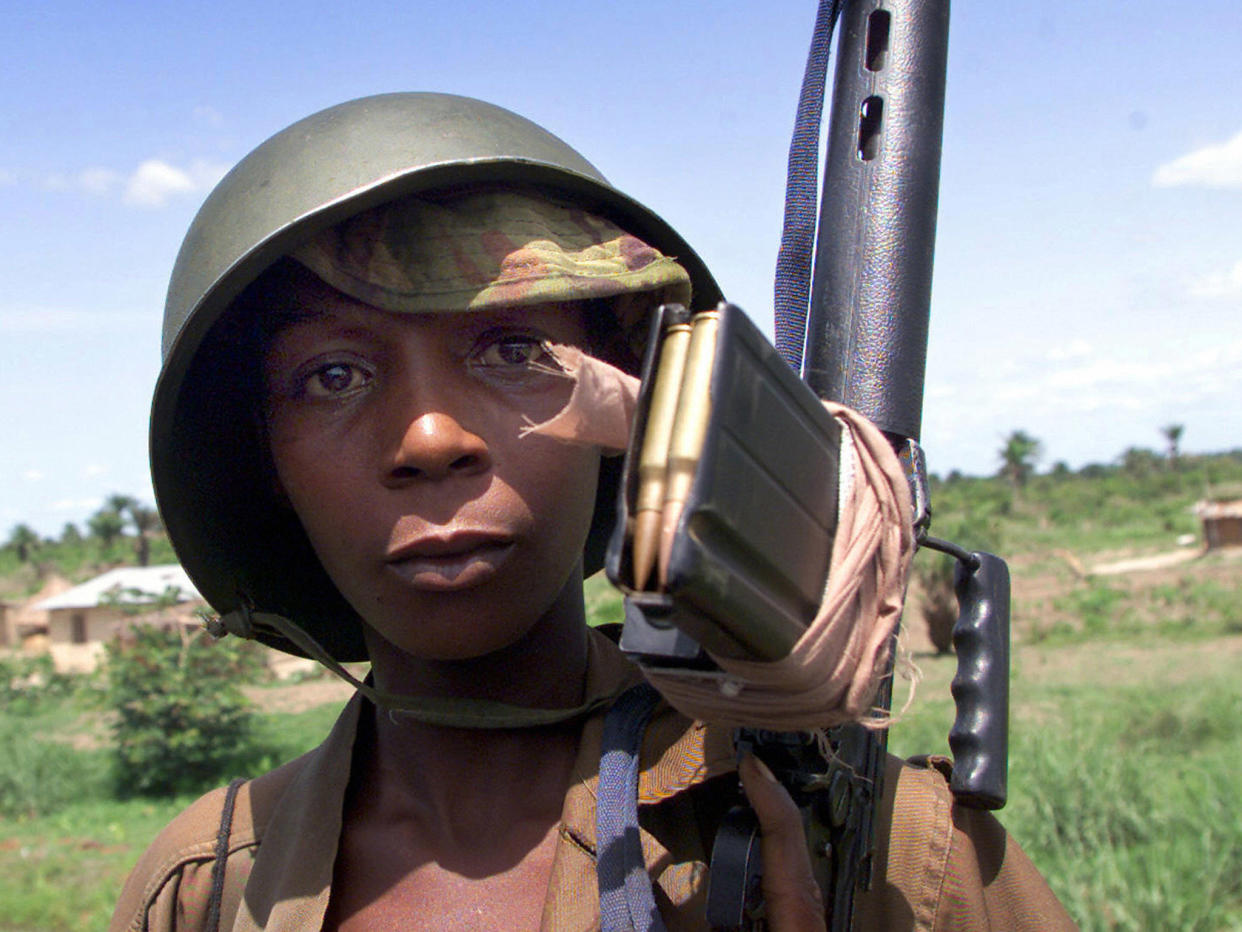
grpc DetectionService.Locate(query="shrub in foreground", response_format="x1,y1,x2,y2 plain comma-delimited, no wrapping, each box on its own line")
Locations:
105,625,270,797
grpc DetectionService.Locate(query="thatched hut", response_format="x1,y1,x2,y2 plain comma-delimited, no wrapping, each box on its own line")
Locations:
1195,499,1242,550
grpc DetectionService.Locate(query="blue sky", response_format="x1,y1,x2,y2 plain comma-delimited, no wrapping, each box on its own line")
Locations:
3,1,1241,536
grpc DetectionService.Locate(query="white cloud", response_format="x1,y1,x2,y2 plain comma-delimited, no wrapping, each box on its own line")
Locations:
924,331,1242,475
930,336,1242,426
1152,130,1242,189
1189,259,1242,299
78,166,122,195
42,168,121,195
1045,356,1154,390
22,470,44,482
36,157,228,206
122,158,228,207
123,159,196,207
82,463,108,478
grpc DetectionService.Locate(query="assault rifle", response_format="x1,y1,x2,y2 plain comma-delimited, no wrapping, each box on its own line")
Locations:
606,0,1013,928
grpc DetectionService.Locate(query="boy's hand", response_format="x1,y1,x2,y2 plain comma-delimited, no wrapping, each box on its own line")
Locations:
737,753,828,932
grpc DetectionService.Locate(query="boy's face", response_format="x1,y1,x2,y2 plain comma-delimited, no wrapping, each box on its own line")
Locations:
262,273,601,662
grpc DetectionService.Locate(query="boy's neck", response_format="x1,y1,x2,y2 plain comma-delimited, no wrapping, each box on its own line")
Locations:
348,588,591,854
326,688,583,932
349,568,592,833
363,574,591,711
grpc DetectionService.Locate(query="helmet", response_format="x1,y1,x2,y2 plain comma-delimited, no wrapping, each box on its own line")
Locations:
152,92,721,661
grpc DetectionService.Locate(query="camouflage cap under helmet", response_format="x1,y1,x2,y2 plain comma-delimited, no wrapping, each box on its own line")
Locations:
152,92,721,662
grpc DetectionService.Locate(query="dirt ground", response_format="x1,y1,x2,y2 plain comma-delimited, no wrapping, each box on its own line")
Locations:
899,544,1241,709
908,545,1240,648
244,676,357,714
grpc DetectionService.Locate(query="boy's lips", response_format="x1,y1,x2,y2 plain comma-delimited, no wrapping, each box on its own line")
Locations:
384,532,516,591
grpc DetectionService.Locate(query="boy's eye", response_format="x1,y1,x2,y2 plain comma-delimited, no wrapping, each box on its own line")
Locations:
304,362,368,397
474,336,549,369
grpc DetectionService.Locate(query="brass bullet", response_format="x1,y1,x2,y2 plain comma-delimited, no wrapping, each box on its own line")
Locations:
631,315,693,590
657,310,720,588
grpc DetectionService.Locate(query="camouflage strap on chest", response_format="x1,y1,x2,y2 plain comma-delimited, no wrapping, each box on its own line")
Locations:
596,682,667,932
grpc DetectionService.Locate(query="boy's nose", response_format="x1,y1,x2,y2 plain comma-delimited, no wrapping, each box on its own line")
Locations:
383,409,492,485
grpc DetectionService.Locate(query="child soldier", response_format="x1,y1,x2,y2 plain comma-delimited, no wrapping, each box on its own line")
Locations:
110,93,1074,931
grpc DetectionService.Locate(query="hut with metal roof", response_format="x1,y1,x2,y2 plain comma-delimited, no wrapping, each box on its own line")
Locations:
32,565,204,672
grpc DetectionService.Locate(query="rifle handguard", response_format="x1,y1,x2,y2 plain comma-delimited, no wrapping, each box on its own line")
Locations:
947,551,1011,810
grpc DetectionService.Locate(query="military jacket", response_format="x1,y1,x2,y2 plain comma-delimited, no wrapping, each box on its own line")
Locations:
109,630,1076,931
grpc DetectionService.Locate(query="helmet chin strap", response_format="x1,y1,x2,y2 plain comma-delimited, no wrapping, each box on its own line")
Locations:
211,604,624,729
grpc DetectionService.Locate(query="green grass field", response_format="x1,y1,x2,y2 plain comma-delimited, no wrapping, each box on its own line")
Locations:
0,697,347,932
886,637,1242,931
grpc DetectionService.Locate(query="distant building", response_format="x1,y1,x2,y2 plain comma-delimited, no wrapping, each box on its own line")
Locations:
32,565,206,673
2,574,73,648
1195,499,1242,550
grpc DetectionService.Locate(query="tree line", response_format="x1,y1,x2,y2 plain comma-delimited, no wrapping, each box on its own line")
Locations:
4,494,164,571
995,423,1186,491
0,423,1211,575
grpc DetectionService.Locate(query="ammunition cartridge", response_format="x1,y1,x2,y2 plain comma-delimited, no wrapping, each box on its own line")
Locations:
658,310,720,587
632,312,694,590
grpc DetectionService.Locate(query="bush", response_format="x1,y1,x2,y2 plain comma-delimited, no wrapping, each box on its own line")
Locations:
0,720,108,818
0,653,78,715
105,625,272,797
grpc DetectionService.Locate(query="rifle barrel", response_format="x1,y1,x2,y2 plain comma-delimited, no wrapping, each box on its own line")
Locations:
804,0,950,444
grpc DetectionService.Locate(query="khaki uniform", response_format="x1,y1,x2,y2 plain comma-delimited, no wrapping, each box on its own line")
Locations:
109,631,1076,931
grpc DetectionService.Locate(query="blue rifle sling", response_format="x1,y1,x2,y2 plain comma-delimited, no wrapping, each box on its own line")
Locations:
773,0,842,372
597,682,667,932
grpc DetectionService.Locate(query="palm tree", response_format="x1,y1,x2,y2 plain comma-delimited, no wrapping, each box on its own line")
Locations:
1161,424,1184,468
88,508,126,552
105,493,137,516
6,524,41,563
998,430,1042,491
128,505,162,566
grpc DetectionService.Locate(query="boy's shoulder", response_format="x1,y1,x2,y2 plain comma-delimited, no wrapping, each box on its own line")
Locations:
862,753,1077,931
106,750,318,932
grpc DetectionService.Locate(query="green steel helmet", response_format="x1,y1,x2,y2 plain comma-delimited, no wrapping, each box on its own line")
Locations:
151,92,721,662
